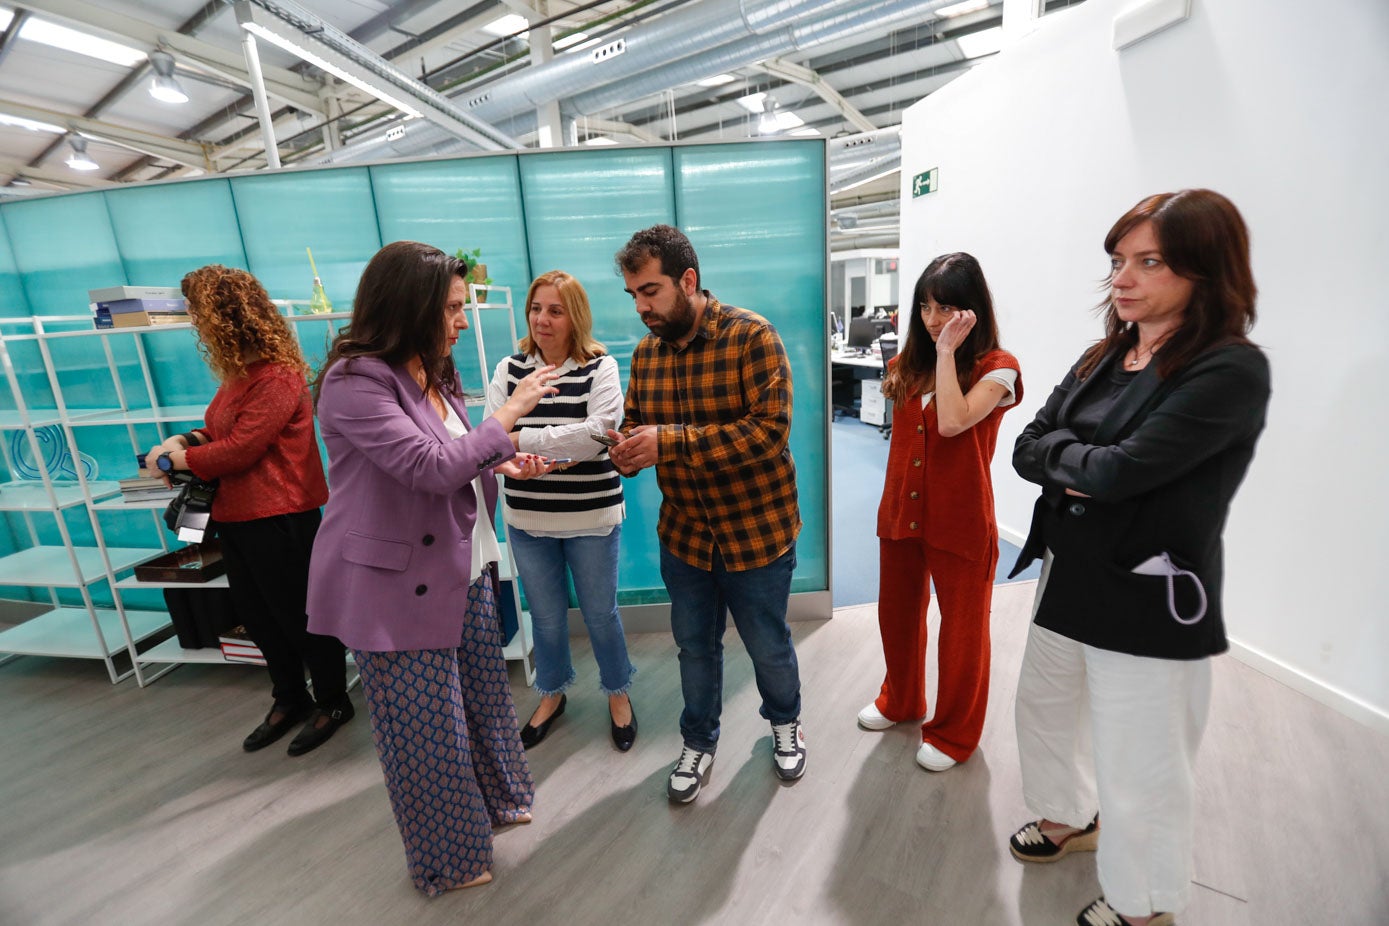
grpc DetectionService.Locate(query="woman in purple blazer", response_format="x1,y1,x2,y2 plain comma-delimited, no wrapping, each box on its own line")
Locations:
307,241,559,896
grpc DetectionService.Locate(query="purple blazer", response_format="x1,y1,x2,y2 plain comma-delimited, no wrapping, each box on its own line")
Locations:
306,356,516,651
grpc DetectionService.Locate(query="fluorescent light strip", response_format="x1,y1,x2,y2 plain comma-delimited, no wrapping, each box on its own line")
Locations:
553,31,589,50
697,73,736,87
736,91,767,114
935,0,990,18
240,21,424,119
483,14,529,38
0,113,65,134
20,18,146,67
956,25,1004,58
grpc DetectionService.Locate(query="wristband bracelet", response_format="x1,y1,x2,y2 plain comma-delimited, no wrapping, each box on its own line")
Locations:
181,430,204,447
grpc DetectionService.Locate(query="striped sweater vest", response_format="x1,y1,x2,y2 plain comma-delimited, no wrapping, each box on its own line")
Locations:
501,353,625,532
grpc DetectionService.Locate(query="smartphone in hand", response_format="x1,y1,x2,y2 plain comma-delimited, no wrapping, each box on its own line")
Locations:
590,432,619,447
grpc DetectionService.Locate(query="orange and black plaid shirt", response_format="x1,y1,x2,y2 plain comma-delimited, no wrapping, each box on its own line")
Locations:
623,294,801,571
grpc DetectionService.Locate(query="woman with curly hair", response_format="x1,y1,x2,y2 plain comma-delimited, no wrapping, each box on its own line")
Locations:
145,264,349,757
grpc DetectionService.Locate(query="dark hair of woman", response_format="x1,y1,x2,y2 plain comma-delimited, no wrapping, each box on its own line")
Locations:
1080,188,1257,380
314,241,465,400
882,252,1001,403
181,265,308,381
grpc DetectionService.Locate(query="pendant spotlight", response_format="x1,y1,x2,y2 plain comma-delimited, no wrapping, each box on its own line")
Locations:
64,136,99,171
148,50,189,104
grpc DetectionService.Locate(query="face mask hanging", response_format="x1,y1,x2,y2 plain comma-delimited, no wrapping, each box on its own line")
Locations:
1130,551,1208,625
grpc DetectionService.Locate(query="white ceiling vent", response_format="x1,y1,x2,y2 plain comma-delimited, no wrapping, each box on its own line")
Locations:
590,38,627,64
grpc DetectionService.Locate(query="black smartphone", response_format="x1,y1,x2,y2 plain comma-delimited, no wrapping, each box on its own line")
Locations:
591,432,619,447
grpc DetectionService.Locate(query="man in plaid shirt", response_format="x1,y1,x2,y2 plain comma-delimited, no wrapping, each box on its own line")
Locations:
608,224,806,804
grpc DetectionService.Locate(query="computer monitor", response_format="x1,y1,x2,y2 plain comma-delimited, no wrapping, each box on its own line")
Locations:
847,316,894,349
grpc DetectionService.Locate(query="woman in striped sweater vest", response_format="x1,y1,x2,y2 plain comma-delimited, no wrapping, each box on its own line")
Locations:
859,253,1023,772
485,270,636,751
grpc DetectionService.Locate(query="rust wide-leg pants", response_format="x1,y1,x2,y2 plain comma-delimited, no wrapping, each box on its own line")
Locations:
874,537,999,762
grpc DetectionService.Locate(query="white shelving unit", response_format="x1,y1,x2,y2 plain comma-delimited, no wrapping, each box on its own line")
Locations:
466,285,535,685
0,289,536,686
0,309,348,684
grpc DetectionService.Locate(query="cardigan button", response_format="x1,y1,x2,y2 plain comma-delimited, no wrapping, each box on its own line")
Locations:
1068,502,1086,517
909,521,918,530
422,534,435,546
917,425,924,433
910,491,919,500
414,584,428,595
912,458,922,467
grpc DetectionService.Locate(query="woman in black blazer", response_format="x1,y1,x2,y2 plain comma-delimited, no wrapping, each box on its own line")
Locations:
1005,190,1271,926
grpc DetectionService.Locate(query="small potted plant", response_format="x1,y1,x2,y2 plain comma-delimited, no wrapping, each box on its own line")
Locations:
454,248,492,303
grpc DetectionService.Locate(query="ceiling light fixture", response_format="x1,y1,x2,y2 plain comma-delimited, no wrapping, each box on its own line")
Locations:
759,104,805,135
148,50,189,104
697,74,736,88
64,136,99,171
956,26,1004,58
554,31,590,50
737,91,768,114
935,0,991,18
19,17,146,67
482,14,529,38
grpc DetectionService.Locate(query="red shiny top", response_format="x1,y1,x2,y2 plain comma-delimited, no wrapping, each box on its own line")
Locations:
185,360,328,523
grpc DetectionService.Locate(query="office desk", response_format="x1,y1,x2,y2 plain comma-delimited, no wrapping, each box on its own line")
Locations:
831,349,890,431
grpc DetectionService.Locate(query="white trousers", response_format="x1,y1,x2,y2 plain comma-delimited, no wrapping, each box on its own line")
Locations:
1015,558,1212,916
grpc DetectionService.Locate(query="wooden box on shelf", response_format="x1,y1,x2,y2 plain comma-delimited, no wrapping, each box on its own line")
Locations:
133,541,225,583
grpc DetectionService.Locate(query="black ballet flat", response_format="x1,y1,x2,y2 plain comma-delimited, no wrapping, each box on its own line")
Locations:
287,698,355,757
520,693,566,749
242,700,312,752
610,701,637,752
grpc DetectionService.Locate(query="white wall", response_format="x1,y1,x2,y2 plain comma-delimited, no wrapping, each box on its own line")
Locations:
898,0,1389,728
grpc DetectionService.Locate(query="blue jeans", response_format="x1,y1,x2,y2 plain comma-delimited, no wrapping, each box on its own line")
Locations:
660,542,802,752
509,526,634,696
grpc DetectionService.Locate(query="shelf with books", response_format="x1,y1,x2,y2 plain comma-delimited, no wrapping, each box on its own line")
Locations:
0,310,357,685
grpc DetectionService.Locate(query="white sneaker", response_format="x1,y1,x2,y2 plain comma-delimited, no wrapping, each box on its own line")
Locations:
915,741,957,772
771,719,807,780
667,746,714,803
856,702,895,731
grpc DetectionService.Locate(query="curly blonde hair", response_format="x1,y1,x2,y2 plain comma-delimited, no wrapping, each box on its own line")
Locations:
181,265,308,380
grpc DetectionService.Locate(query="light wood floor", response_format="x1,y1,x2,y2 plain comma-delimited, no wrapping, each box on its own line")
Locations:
1,582,1386,926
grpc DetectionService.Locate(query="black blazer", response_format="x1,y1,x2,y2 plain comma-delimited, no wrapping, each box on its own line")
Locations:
1010,342,1270,659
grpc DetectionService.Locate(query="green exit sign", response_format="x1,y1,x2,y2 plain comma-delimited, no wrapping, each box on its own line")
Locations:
912,168,939,198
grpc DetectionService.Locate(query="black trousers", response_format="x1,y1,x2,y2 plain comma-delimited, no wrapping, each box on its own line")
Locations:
218,509,347,708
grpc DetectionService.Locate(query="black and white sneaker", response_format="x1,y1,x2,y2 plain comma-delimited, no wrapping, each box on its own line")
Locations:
771,719,807,780
667,745,715,804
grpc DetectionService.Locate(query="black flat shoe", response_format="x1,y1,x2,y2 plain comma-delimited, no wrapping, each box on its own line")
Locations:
610,702,637,752
287,699,355,757
242,701,312,752
519,693,566,749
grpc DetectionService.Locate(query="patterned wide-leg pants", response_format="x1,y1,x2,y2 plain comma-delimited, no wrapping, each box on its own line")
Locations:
354,576,534,896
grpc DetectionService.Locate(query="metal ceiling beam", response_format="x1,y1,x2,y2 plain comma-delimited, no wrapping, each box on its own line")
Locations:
756,57,876,133
0,10,31,70
235,0,518,150
0,100,212,169
0,155,106,190
12,0,328,116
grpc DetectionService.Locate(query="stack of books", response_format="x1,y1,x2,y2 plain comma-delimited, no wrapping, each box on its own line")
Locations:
219,626,267,666
89,285,188,329
118,474,180,503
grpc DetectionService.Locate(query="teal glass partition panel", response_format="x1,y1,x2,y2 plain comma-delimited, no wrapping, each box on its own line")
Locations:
519,147,676,599
674,140,829,594
370,156,531,392
0,214,32,318
105,178,248,285
0,140,831,613
229,167,381,306
3,191,124,315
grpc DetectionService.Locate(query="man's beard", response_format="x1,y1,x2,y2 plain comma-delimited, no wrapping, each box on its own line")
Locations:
644,287,697,343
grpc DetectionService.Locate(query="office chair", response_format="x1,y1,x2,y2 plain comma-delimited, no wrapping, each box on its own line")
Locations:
877,337,898,440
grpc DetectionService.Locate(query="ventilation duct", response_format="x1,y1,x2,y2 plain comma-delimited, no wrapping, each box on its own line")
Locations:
234,0,518,150
312,0,945,167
